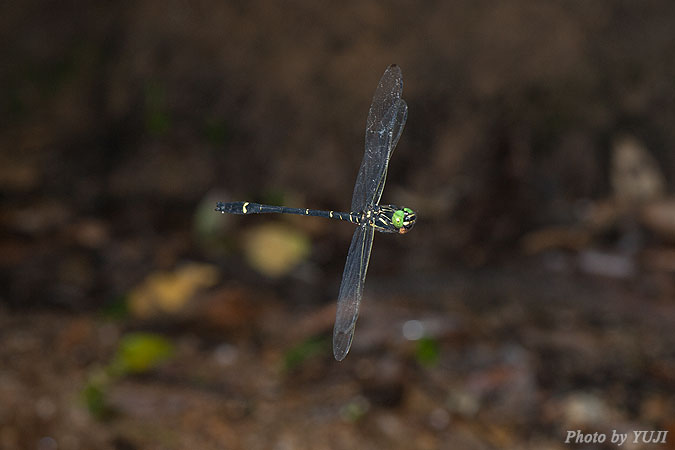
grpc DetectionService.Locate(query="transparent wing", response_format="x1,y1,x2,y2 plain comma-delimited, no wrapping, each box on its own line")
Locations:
333,224,375,361
373,99,407,205
351,65,407,212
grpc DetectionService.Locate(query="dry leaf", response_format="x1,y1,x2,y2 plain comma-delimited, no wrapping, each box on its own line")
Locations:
129,262,220,318
242,223,310,278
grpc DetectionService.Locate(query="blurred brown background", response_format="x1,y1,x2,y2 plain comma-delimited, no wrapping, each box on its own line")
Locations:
1,1,675,449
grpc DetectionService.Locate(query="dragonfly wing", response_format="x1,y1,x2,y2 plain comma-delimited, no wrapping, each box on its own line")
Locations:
351,64,406,212
374,98,407,205
333,224,375,361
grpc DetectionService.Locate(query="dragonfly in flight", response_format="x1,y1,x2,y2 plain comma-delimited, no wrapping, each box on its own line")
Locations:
216,64,415,360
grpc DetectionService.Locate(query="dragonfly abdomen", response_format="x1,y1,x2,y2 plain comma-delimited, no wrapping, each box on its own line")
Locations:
215,201,361,224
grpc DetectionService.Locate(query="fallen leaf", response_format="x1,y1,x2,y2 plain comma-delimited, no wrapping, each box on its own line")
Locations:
242,223,310,278
128,262,220,318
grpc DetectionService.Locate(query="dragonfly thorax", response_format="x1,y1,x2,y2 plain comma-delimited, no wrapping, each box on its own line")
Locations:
365,204,416,234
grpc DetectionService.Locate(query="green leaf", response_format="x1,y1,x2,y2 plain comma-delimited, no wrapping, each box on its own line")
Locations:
415,337,440,367
283,336,329,371
113,332,174,374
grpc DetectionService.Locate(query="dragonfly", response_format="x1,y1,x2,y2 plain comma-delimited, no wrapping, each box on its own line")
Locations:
216,64,416,361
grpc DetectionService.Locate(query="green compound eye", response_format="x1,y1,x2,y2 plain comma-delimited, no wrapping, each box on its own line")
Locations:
392,210,405,228
403,207,413,214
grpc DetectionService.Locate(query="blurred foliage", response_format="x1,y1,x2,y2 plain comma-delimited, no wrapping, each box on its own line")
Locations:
339,396,371,422
203,117,231,146
144,81,170,135
83,332,175,420
258,190,290,208
282,336,330,371
81,332,174,420
415,337,440,367
100,295,131,321
112,332,175,374
82,376,113,421
194,195,233,250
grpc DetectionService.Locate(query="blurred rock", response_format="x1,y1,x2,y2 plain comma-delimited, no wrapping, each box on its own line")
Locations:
641,198,675,243
578,199,621,231
192,285,264,332
577,250,636,278
611,135,665,204
357,357,406,408
521,226,591,254
290,302,336,342
428,407,450,430
57,317,95,353
465,344,538,424
446,389,481,418
558,393,616,427
5,201,70,235
0,153,40,191
67,218,110,249
641,248,675,273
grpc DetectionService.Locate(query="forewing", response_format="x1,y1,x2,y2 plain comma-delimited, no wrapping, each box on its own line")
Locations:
350,64,405,212
333,224,375,361
373,98,407,205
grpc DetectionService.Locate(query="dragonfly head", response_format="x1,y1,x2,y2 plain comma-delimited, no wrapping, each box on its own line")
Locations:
396,207,417,234
377,205,416,234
